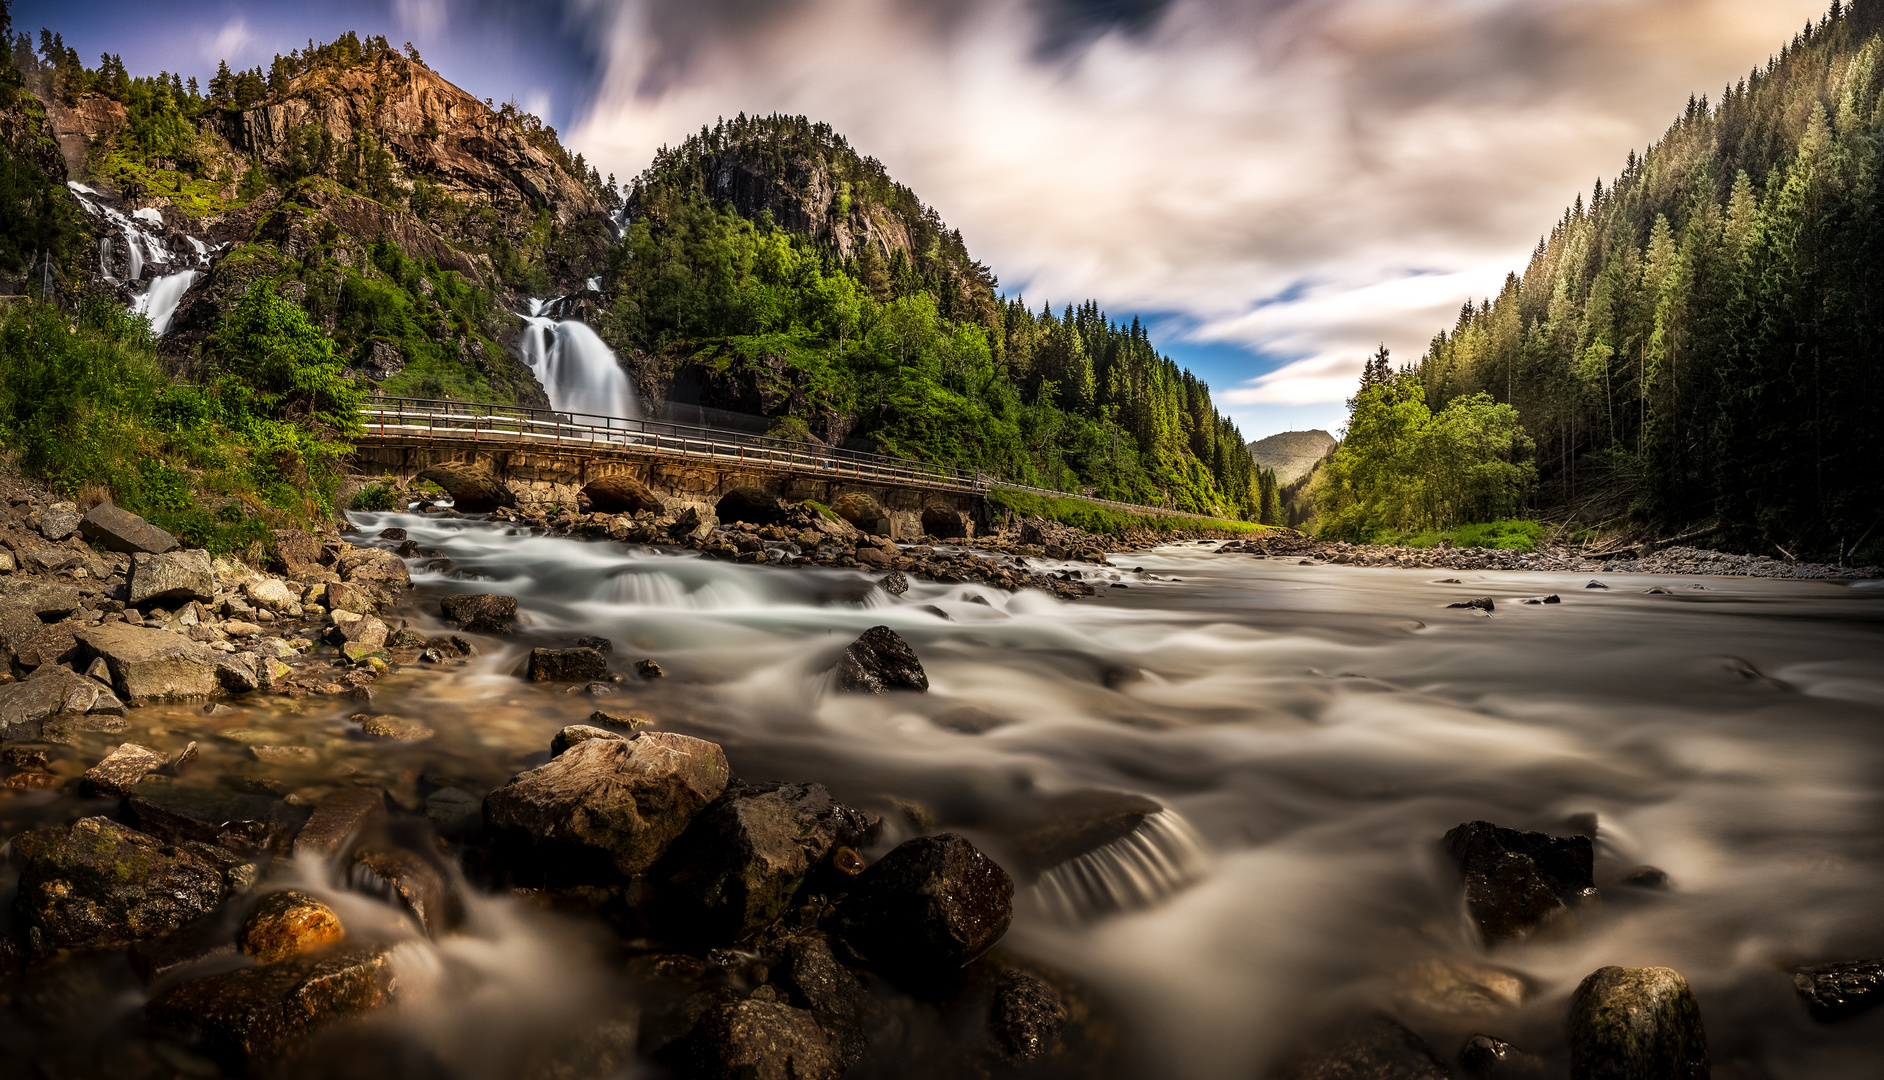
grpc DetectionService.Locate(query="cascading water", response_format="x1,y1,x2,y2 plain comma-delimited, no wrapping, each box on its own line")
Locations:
66,180,220,336
517,297,640,423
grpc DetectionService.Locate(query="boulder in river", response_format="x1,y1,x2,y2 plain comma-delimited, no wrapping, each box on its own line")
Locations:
1568,965,1708,1080
483,731,731,884
335,544,411,590
1792,958,1884,1022
660,781,872,941
1442,820,1595,944
833,625,929,693
1460,1033,1546,1077
440,592,517,633
128,549,216,605
991,968,1068,1062
78,503,177,554
292,787,388,861
239,890,345,964
0,668,125,741
128,776,304,857
79,742,165,797
77,622,221,703
529,646,610,683
1271,1014,1449,1080
670,997,856,1080
146,943,398,1068
836,833,1013,982
1447,596,1496,611
13,816,228,950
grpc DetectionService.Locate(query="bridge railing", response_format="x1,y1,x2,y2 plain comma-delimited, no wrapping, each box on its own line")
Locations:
356,396,985,492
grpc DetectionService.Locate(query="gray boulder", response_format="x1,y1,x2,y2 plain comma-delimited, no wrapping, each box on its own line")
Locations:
129,549,216,605
38,501,82,540
78,503,177,554
1568,966,1709,1080
78,622,221,703
13,816,228,950
483,731,730,885
834,625,928,693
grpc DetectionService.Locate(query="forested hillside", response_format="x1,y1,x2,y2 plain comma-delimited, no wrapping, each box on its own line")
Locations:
1404,0,1884,560
596,114,1274,519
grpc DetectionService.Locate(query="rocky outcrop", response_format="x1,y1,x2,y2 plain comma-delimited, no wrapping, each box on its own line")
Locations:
146,943,398,1067
128,549,216,605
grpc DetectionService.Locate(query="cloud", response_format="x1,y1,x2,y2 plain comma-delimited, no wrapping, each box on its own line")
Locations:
202,16,254,65
393,0,450,41
567,0,1826,407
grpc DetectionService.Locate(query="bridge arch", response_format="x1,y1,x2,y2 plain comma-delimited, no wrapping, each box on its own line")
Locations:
715,486,787,526
921,504,972,539
583,475,664,514
831,492,891,537
415,463,513,513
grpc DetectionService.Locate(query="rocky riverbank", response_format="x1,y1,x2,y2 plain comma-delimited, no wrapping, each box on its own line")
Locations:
1211,533,1884,579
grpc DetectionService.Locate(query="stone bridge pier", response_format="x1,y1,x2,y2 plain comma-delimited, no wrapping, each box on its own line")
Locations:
350,445,983,540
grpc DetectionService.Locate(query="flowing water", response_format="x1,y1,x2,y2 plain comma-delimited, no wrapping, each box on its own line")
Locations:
65,181,219,336
516,299,640,422
5,517,1883,1078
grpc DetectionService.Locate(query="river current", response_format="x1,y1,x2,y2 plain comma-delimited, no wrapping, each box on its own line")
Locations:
7,514,1883,1078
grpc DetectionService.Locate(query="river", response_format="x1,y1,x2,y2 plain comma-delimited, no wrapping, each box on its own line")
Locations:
6,514,1882,1078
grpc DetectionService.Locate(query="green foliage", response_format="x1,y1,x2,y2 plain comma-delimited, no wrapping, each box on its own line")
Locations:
1316,377,1536,542
987,488,1272,538
1394,520,1544,553
1414,2,1884,557
352,482,397,511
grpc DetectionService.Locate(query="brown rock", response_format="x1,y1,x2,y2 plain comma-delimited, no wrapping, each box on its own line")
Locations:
146,943,397,1067
76,622,221,703
552,723,625,756
350,848,460,937
80,742,165,797
239,890,345,964
79,503,177,554
13,817,228,950
351,712,434,740
292,787,389,861
440,592,517,633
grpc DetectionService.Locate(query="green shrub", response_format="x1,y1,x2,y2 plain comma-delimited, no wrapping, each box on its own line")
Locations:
353,483,397,511
1451,520,1543,552
988,488,1271,539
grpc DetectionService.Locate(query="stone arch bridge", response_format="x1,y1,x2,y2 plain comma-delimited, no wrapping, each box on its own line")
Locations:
349,398,992,540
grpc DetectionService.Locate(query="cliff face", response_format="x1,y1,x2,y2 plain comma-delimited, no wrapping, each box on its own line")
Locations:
215,54,604,242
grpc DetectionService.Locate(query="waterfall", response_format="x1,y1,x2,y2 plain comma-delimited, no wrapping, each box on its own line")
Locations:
518,298,640,424
131,270,201,337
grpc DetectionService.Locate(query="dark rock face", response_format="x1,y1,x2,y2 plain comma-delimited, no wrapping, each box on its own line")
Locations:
671,998,855,1080
128,777,303,857
12,816,229,950
1273,1014,1450,1080
1460,1033,1546,1077
146,943,397,1068
351,848,460,937
1447,597,1496,611
79,503,178,554
774,935,866,1021
992,969,1067,1062
1442,820,1595,943
837,834,1013,981
440,593,518,633
1792,959,1884,1022
1568,966,1709,1080
661,782,870,941
880,571,909,596
483,732,731,884
529,646,610,682
834,625,928,694
988,789,1163,878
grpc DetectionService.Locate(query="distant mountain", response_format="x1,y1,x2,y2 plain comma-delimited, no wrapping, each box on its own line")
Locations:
1246,429,1336,485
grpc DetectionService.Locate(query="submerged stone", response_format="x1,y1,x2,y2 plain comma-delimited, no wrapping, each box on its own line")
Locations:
146,943,398,1067
440,593,517,633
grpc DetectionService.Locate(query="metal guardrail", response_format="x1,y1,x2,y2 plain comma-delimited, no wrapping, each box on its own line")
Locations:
353,396,1243,522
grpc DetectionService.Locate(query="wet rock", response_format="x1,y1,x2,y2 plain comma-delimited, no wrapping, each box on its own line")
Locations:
930,704,1013,734
836,833,1013,981
425,786,481,832
0,668,122,740
773,934,866,1022
129,913,240,983
38,501,83,541
1460,1034,1546,1077
352,713,434,741
1568,966,1708,1080
77,622,221,703
833,625,928,694
80,741,165,797
1586,580,1608,589
661,782,871,941
293,787,388,861
146,943,397,1067
13,816,228,949
1273,1015,1449,1080
1792,958,1884,1022
989,789,1164,879
324,580,377,615
128,549,217,605
992,968,1067,1062
1442,820,1595,944
855,546,894,569
1447,597,1495,611
128,777,303,856
590,708,656,730
351,848,460,936
335,545,411,590
326,610,389,649
670,998,855,1080
1520,595,1561,605
551,723,624,756
240,890,345,964
880,571,909,596
1397,959,1528,1016
483,732,731,884
378,528,407,540
529,646,610,683
636,658,666,679
440,592,517,633
576,635,614,653
1619,865,1670,889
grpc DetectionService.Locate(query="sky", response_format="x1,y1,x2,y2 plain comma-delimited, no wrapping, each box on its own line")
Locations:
13,0,1832,440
